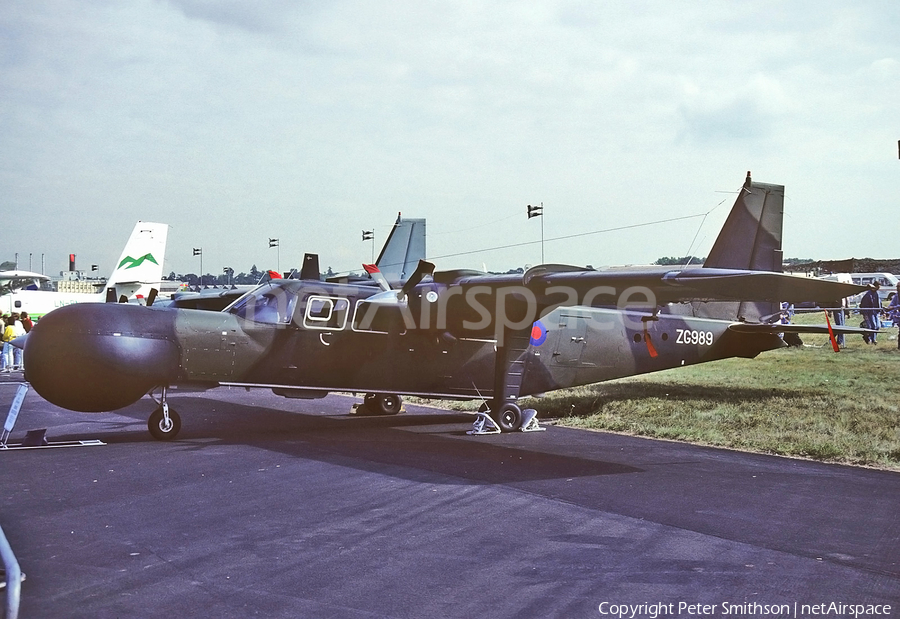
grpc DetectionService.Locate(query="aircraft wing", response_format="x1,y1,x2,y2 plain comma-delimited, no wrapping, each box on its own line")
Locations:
445,266,866,306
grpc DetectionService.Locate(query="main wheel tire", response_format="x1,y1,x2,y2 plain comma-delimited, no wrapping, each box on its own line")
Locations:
495,403,522,432
148,406,182,441
372,394,402,415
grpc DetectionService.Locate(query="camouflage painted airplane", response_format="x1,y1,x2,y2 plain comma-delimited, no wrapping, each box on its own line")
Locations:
23,173,867,439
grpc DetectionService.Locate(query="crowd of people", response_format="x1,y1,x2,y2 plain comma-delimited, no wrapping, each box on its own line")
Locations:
819,281,900,349
776,282,900,349
1,311,32,372
856,281,900,348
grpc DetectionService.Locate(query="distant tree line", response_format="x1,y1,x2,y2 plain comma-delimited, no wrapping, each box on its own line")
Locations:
653,256,705,266
164,264,345,286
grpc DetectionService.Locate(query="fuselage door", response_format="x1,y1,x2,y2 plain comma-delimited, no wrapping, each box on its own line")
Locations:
552,312,588,366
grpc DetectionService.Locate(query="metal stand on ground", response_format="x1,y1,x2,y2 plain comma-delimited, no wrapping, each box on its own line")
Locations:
1,383,105,450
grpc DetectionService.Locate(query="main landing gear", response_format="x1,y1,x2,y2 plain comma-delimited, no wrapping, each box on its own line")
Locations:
148,386,181,441
467,327,544,435
468,402,544,435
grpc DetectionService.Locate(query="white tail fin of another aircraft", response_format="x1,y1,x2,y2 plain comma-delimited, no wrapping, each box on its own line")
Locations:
105,222,168,302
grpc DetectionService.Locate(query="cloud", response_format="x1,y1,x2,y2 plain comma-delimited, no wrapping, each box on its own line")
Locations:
162,0,312,34
1,1,899,274
676,75,795,145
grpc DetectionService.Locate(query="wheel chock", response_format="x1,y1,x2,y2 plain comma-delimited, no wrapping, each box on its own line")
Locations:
467,412,501,435
519,409,545,432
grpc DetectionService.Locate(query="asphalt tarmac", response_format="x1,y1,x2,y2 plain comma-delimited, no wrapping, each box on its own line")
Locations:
1,375,899,618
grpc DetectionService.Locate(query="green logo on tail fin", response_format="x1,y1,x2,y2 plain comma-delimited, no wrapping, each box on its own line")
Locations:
117,253,159,269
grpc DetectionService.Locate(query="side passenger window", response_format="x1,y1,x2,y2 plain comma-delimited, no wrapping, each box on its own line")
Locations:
304,297,349,330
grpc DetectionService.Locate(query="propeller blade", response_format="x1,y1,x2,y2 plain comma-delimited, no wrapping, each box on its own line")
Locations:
399,260,435,299
363,264,392,293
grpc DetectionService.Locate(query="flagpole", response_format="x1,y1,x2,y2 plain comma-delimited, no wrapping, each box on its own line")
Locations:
362,229,375,263
527,202,544,264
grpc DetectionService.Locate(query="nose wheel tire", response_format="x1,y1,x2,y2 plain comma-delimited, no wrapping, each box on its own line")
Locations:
148,405,182,440
364,393,402,415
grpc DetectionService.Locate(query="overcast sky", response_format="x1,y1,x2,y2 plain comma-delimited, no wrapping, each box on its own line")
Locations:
2,1,898,278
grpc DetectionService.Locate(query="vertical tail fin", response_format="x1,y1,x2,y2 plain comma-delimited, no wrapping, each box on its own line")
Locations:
299,253,321,281
704,171,784,272
105,222,168,302
375,213,426,283
670,173,784,322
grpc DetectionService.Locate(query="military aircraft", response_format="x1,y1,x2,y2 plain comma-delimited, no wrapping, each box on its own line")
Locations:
0,222,168,318
23,174,868,440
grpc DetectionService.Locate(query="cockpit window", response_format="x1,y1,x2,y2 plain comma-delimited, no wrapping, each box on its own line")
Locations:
0,276,53,294
227,284,298,324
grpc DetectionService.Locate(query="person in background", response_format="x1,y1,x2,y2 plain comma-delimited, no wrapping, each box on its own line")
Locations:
888,283,900,350
1,316,15,372
830,296,848,348
10,313,25,370
860,282,882,344
20,311,33,333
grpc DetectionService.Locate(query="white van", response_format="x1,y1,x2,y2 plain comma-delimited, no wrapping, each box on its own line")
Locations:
820,272,899,305
850,273,899,305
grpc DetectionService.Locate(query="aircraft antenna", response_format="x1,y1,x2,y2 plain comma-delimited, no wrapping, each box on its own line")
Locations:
470,382,489,411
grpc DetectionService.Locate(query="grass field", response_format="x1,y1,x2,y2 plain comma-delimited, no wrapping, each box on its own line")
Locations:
443,312,900,470
534,313,900,470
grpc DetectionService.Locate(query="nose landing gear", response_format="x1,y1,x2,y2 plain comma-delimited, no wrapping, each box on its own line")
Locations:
361,393,403,415
148,386,181,440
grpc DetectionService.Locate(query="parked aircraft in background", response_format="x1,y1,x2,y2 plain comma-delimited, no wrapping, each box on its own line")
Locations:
0,222,168,318
24,174,868,440
161,213,426,311
0,270,54,295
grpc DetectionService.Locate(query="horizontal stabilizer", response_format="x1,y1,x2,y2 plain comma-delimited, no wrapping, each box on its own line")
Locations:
728,323,875,336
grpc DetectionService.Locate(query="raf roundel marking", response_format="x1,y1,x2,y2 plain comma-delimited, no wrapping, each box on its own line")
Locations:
530,320,548,346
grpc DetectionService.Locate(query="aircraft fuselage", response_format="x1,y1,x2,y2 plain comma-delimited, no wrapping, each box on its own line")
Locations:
23,278,785,415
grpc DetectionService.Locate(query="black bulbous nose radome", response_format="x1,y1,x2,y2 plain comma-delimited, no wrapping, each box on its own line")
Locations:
24,303,181,412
